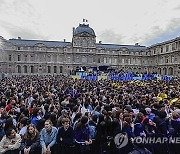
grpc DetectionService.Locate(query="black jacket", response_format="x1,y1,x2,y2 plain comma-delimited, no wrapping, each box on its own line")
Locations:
21,132,41,151
56,126,74,145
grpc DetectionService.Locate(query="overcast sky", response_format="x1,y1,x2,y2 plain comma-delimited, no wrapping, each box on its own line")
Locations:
0,0,180,46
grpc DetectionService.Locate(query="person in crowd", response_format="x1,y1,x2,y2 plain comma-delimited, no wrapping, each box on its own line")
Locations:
56,117,74,154
20,124,41,154
40,119,57,154
31,107,42,127
134,112,146,137
145,108,155,121
73,112,82,129
19,117,29,136
75,116,92,154
0,128,21,154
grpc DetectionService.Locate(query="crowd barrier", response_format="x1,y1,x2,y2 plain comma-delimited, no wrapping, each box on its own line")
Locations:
71,74,173,81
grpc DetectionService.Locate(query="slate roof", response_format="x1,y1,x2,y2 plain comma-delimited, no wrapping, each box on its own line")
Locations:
7,39,147,51
8,39,71,47
96,43,147,51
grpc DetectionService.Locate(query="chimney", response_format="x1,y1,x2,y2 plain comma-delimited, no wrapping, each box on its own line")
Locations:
135,43,139,46
18,37,21,40
64,39,66,42
73,27,75,35
99,41,102,44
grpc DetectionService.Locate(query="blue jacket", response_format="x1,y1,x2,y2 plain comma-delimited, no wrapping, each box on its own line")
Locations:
40,127,58,148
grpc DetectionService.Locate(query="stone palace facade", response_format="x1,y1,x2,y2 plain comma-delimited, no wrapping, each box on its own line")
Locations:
0,21,180,76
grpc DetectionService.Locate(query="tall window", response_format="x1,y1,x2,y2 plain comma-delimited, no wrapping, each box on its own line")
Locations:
67,57,71,63
153,49,156,54
166,58,169,63
48,66,51,73
166,45,169,52
104,57,107,63
9,55,12,61
24,65,27,73
122,58,125,64
24,55,28,61
17,65,21,73
54,66,57,73
160,47,163,53
171,56,175,63
98,58,100,63
18,55,21,61
172,43,176,50
30,66,34,73
60,66,63,73
128,59,131,64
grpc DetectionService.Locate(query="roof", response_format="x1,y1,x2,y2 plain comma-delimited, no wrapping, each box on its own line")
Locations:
8,39,71,47
148,36,180,48
74,23,96,36
96,43,147,51
7,38,147,51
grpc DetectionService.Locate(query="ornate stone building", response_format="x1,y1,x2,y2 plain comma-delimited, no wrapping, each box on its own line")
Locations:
0,21,180,76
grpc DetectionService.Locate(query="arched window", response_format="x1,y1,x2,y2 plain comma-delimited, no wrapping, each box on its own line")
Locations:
168,67,173,75
158,68,161,74
48,66,51,73
60,66,63,73
54,66,57,73
163,68,167,75
17,65,21,73
24,65,27,73
30,66,34,73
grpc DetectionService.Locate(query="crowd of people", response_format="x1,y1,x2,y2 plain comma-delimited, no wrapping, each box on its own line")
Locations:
0,75,179,154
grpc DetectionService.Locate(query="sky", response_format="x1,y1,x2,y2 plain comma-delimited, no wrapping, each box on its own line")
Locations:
0,0,180,46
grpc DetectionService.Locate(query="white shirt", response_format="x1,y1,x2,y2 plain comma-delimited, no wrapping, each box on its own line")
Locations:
19,126,28,136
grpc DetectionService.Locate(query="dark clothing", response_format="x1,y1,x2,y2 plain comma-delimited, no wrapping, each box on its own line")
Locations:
128,147,152,154
75,125,90,142
153,116,168,136
56,126,74,145
134,122,144,137
171,119,180,135
75,125,91,154
124,126,134,138
4,149,19,154
20,133,41,154
144,124,157,137
56,126,74,154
